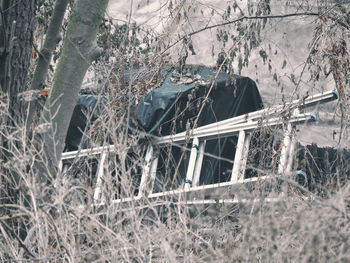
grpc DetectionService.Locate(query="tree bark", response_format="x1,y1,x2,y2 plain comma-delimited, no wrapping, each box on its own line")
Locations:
27,0,70,131
0,0,37,122
38,0,108,172
0,0,37,216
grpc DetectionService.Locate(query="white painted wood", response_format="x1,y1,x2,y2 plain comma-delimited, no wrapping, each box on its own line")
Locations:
192,140,206,187
184,137,199,190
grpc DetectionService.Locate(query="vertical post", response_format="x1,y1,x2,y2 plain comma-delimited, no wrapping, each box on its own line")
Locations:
192,140,206,187
184,137,199,190
93,151,107,202
138,145,154,197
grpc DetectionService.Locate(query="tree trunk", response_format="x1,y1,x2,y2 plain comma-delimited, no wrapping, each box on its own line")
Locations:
0,0,37,184
0,0,37,218
27,0,70,131
0,0,37,122
38,0,108,173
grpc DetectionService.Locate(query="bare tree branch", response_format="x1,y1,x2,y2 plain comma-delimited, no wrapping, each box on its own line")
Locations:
0,218,36,259
161,12,320,55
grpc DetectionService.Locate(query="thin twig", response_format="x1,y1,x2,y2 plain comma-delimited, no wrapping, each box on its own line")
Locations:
0,217,36,259
161,12,320,55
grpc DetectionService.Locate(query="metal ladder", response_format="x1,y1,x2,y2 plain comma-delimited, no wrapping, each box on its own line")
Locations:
60,89,338,206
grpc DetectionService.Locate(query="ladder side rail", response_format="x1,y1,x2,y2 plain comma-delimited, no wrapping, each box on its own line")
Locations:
111,175,273,205
184,137,199,190
158,89,337,141
140,175,273,200
192,140,206,187
109,195,306,212
194,89,337,131
110,169,309,206
190,113,313,141
157,112,315,144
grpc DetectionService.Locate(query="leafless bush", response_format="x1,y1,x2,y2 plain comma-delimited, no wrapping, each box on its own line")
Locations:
1,68,349,262
1,0,350,262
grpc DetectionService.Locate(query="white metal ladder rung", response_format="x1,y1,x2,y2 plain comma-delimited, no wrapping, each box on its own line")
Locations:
58,160,63,173
138,146,159,197
286,134,296,173
93,152,107,202
148,155,159,195
192,140,206,187
278,122,295,174
284,109,299,173
231,130,251,183
138,146,153,197
184,137,199,190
